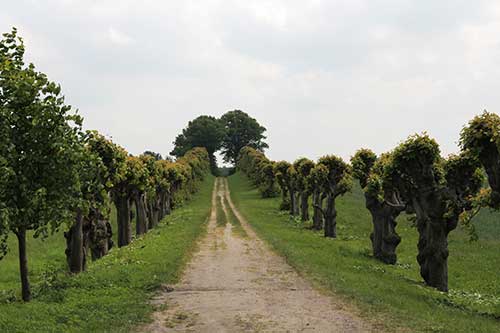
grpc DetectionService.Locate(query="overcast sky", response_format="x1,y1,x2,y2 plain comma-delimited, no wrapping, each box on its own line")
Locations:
2,0,500,164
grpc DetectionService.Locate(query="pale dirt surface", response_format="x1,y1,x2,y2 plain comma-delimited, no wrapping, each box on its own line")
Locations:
140,178,372,333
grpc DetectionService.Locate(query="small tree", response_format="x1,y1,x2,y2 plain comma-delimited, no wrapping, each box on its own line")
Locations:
386,134,482,291
316,155,352,238
0,28,83,301
294,158,315,221
351,149,404,264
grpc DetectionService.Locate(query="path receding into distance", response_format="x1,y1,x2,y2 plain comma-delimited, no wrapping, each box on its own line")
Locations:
141,178,371,332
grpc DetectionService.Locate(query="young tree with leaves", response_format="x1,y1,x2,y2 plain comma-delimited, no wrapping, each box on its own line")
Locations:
386,134,482,291
0,28,84,301
351,149,404,264
316,155,352,238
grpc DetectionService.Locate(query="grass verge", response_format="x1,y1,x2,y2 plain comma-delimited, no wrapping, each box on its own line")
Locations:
228,173,500,332
0,175,214,333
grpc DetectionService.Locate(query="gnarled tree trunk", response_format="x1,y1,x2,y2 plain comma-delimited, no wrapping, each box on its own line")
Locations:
300,191,310,221
412,193,457,292
365,194,402,264
66,210,84,273
134,193,148,236
90,217,113,260
312,190,323,230
114,195,131,247
324,194,337,238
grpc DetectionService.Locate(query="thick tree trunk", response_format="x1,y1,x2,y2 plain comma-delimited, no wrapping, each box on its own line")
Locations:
279,188,290,211
416,217,451,291
312,191,323,230
68,210,84,273
135,193,148,236
412,193,456,292
324,195,337,238
365,194,402,264
289,190,296,215
16,228,31,302
300,192,309,221
90,217,112,260
115,195,131,247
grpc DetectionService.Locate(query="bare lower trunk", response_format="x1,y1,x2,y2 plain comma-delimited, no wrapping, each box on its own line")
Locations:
67,210,84,273
417,217,450,291
135,193,148,236
115,195,131,247
90,218,113,260
366,194,402,264
279,188,290,211
324,195,337,238
312,191,324,230
16,228,31,302
300,192,309,221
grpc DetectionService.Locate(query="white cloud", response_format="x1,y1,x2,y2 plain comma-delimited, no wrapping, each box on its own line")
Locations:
107,27,133,46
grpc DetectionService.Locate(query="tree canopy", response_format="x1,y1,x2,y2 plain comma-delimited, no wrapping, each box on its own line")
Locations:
220,110,268,164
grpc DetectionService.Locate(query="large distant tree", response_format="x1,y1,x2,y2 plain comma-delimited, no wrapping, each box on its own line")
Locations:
170,115,225,172
0,28,83,301
220,110,268,164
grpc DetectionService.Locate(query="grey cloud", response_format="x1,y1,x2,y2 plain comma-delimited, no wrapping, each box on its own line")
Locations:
2,0,500,164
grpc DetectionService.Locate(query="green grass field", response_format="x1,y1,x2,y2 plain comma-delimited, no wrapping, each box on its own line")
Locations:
0,175,214,332
228,173,500,332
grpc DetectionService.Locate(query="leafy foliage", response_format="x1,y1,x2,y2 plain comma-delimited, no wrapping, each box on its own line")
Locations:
220,110,268,164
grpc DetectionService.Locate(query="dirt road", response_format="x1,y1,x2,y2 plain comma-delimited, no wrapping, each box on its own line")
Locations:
141,178,370,332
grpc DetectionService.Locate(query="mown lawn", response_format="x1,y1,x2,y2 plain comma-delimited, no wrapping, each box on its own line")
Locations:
0,175,214,332
228,173,500,332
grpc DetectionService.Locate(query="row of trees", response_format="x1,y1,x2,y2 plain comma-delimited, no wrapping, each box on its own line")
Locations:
170,111,268,172
237,111,500,292
0,28,211,301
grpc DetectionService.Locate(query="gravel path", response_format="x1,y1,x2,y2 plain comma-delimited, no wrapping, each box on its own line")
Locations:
140,178,371,332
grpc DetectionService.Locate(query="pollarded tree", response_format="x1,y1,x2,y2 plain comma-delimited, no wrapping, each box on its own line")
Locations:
65,136,108,273
351,149,404,264
274,162,300,216
386,134,482,291
460,111,500,208
220,110,268,164
140,154,162,229
237,146,277,198
85,132,129,248
0,28,83,301
273,161,292,211
294,158,315,221
127,156,150,236
316,155,352,238
307,164,329,230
